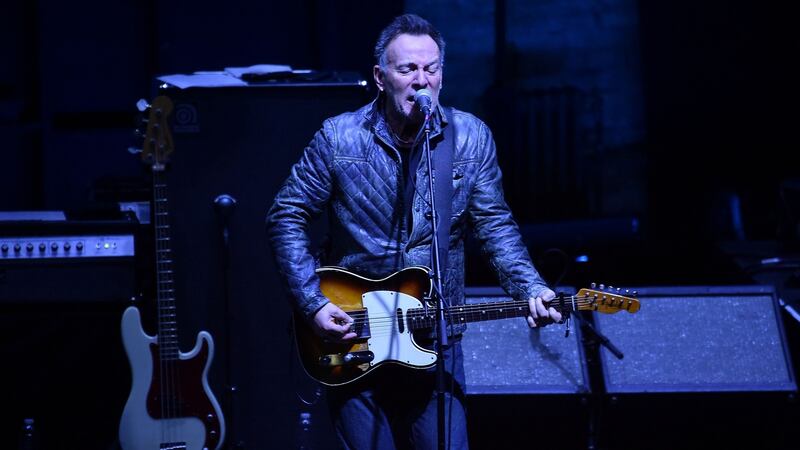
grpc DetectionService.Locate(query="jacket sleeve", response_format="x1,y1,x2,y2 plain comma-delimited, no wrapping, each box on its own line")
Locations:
467,122,550,300
266,120,335,320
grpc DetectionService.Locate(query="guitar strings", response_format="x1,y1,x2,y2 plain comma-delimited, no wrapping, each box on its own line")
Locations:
341,297,606,325
154,173,181,437
335,295,619,332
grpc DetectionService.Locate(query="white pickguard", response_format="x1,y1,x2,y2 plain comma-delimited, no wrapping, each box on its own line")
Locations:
362,290,436,368
119,306,225,450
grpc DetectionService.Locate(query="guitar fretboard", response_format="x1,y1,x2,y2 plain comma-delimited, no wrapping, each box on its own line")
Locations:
153,170,180,361
406,297,584,331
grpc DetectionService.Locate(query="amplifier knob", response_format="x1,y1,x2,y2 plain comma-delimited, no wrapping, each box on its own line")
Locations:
76,242,84,251
39,243,46,252
1,244,7,253
26,243,33,252
64,242,71,251
14,243,21,253
51,242,58,251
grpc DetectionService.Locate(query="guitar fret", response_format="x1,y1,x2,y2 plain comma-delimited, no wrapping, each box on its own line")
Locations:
407,300,534,331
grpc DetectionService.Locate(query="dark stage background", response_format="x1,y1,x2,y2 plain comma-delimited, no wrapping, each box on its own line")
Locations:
1,1,799,449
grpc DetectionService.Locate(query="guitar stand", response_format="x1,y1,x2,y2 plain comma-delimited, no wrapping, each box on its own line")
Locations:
213,194,243,450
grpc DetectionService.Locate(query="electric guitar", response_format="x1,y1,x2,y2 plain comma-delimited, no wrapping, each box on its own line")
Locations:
295,266,640,386
119,96,225,450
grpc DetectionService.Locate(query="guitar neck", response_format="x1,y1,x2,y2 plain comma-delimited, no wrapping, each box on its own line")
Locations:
152,169,180,360
407,296,579,331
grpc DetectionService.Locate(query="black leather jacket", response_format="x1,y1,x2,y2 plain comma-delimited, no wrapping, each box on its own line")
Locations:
266,97,548,336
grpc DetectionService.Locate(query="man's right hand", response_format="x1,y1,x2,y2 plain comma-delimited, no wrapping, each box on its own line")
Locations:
312,302,358,342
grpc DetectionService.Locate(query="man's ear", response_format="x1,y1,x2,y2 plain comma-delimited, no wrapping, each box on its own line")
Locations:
373,65,385,92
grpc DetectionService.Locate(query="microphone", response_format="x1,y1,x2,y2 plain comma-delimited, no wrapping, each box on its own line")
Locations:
213,194,237,245
213,194,237,222
414,89,433,116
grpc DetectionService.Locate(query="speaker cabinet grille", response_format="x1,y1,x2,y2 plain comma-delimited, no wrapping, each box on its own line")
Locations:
462,287,589,394
594,285,796,393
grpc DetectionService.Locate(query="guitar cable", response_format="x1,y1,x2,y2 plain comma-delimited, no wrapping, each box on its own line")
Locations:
287,317,323,406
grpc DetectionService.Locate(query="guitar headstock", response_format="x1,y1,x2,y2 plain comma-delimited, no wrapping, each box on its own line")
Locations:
137,96,174,171
576,285,640,314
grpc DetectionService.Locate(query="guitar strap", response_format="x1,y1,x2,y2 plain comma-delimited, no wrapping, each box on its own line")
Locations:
405,107,454,283
433,107,454,290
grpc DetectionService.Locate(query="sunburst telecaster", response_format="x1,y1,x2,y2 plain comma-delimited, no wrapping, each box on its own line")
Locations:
294,266,639,386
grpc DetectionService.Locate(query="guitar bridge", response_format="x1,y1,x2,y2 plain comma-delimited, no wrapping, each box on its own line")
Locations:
318,351,375,367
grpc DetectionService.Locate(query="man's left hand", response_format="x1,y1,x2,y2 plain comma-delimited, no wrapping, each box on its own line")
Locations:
527,288,562,328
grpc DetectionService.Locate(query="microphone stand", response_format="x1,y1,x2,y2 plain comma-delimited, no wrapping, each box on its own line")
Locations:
419,112,449,450
572,309,623,450
213,194,243,450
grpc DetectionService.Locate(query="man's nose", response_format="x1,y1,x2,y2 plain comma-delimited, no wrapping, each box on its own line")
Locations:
413,69,428,87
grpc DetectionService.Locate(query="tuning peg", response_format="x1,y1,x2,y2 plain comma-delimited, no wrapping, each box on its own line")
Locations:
625,289,630,294
599,284,605,290
127,146,142,154
136,98,150,112
632,290,638,297
590,282,596,289
616,287,621,293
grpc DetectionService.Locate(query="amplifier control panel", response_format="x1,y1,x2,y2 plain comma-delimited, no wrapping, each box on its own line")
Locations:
0,234,134,259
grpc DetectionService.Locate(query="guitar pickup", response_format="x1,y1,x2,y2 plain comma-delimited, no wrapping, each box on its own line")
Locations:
318,351,375,367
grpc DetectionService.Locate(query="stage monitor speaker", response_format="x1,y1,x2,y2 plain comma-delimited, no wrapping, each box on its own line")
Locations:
594,285,797,393
462,286,589,394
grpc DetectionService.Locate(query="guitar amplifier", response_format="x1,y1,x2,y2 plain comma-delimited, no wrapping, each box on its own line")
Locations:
594,285,797,393
461,286,589,394
0,211,138,303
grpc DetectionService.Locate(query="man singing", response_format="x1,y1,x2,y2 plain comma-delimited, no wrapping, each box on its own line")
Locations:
267,13,561,449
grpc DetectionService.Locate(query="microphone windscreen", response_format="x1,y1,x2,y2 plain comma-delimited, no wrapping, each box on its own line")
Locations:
414,89,432,103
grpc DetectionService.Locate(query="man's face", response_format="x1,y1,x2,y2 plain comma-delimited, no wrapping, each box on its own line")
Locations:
374,33,443,124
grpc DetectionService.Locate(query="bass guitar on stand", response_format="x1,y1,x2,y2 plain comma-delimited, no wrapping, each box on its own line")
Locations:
119,96,225,450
